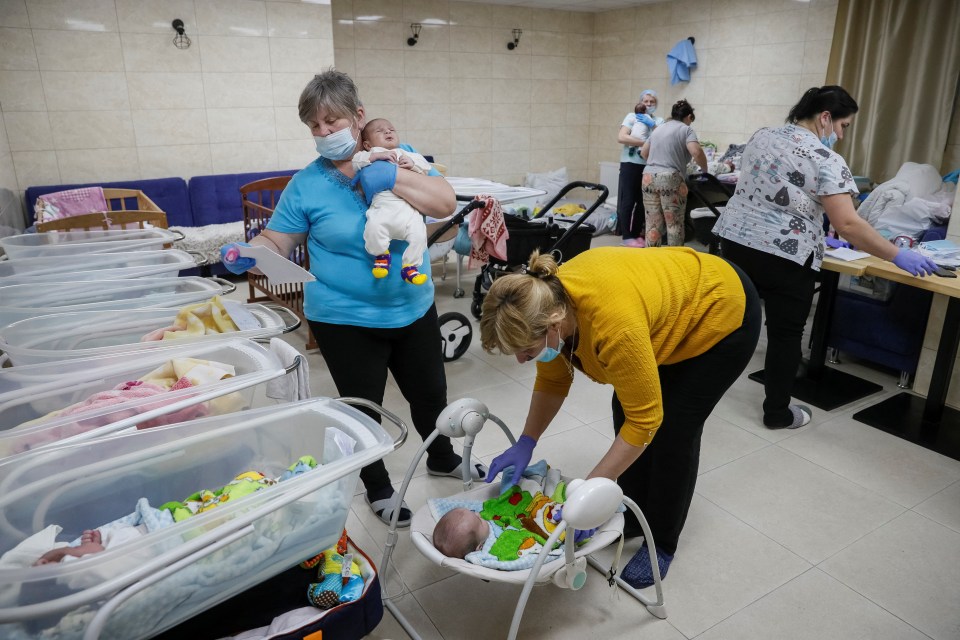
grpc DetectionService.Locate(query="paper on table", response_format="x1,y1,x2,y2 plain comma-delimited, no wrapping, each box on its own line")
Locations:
826,247,871,262
237,244,316,284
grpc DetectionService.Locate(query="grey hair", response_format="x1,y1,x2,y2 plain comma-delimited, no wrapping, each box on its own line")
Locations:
298,68,363,124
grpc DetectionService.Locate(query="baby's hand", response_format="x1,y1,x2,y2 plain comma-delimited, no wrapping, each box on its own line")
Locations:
369,150,397,163
397,155,414,170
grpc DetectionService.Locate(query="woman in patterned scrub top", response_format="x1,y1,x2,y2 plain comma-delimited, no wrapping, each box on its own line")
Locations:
713,86,938,430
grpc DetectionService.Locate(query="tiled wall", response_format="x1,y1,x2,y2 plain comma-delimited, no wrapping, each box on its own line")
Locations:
588,0,839,171
0,0,335,221
330,0,594,186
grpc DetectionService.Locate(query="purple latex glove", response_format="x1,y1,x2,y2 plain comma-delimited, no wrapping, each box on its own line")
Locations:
219,242,255,275
486,435,535,488
892,248,938,277
825,237,850,249
635,113,656,128
351,160,397,206
550,505,597,545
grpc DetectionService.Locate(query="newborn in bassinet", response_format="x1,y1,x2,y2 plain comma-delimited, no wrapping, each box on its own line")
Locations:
430,461,594,570
140,296,240,342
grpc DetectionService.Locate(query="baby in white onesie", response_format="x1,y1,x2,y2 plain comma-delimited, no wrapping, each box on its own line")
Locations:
352,118,432,285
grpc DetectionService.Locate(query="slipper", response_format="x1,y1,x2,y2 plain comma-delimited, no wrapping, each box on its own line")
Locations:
365,493,411,528
426,461,488,481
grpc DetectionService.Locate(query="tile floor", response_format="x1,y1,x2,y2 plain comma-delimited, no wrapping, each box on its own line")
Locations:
267,234,960,640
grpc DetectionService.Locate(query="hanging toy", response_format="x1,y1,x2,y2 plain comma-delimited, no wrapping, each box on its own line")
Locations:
306,529,364,609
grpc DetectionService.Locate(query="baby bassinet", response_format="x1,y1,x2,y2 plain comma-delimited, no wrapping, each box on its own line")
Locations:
0,250,202,284
380,398,666,640
0,229,182,259
0,397,404,640
0,338,301,457
0,303,299,366
0,277,233,327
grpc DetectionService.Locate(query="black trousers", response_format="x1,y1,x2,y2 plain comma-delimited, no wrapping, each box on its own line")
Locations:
309,304,455,495
720,239,818,427
612,262,761,554
617,161,646,239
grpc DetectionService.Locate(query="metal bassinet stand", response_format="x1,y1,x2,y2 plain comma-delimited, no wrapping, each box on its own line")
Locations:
380,398,667,640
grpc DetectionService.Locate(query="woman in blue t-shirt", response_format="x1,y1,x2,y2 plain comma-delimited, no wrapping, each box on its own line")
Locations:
220,69,486,528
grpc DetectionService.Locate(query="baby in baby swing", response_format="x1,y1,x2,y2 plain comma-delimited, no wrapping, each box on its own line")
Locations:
431,461,596,569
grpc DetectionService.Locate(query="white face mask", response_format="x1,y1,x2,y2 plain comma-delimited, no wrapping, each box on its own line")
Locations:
314,124,358,160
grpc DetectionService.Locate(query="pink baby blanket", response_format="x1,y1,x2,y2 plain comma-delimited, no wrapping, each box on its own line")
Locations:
35,187,108,224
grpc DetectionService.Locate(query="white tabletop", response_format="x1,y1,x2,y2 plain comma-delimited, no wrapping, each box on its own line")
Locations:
445,177,546,205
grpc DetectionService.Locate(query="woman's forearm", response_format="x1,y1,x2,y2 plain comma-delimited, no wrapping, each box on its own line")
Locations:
588,434,647,480
822,193,898,261
392,171,456,217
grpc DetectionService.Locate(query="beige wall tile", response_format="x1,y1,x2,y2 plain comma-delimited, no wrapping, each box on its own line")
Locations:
332,18,354,48
57,147,141,182
333,47,355,75
122,33,202,72
807,3,839,34
274,106,310,141
489,5,530,30
0,27,38,70
448,2,490,28
355,75,407,105
492,126,529,152
353,19,405,51
535,55,568,81
802,38,831,76
754,9,808,44
403,49,449,78
12,150,59,189
270,37,335,73
331,0,353,22
133,108,209,146
529,7,567,33
532,101,566,125
448,151,491,177
353,0,403,22
407,103,450,131
33,30,123,72
699,45,753,78
5,111,52,151
710,15,756,46
491,102,530,129
0,0,29,28
363,104,405,129
712,0,759,19
449,52,490,79
277,138,316,170
267,2,332,39
127,72,204,110
272,71,316,108
0,70,45,110
355,49,405,78
115,0,197,35
41,71,129,111
751,41,805,76
200,36,271,73
748,73,803,107
207,106,277,143
403,76,449,105
195,0,266,36
403,128,450,156
403,0,449,24
448,26,491,54
138,143,212,179
49,110,135,149
210,140,279,173
491,148,529,174
451,127,490,154
491,52,530,79
202,72,275,108
412,23,452,53
457,102,492,129
25,0,118,31
704,76,752,105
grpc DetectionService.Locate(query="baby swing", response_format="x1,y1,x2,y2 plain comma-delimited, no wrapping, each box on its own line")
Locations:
379,398,667,640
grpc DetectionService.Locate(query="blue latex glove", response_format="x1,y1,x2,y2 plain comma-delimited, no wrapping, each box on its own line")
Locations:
485,435,536,488
824,236,850,249
351,160,397,206
892,248,938,276
635,113,656,128
219,242,256,275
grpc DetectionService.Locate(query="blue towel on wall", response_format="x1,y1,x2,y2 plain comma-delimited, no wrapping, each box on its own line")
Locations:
667,39,698,85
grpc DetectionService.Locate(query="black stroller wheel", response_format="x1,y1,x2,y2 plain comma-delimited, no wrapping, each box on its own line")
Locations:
438,312,472,361
470,300,482,319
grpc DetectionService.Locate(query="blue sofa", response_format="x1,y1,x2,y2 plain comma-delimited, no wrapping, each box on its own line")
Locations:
827,225,947,385
24,170,298,275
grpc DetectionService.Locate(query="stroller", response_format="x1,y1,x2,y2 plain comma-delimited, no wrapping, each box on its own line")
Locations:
685,172,734,255
469,182,609,319
426,198,487,361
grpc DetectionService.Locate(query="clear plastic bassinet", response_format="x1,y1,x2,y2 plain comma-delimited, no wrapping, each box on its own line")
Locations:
0,397,403,640
0,229,182,259
0,277,232,327
0,250,201,284
0,338,299,458
0,303,299,366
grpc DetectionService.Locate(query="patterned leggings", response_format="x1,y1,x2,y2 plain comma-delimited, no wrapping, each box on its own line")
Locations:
642,171,688,247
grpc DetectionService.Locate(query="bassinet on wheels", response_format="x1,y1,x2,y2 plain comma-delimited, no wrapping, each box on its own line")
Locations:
685,173,733,255
470,181,608,319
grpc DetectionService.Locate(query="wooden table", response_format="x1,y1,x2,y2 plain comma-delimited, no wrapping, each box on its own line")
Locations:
849,257,960,460
748,254,884,411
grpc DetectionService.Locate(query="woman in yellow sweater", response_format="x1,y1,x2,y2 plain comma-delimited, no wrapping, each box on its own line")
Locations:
479,246,761,588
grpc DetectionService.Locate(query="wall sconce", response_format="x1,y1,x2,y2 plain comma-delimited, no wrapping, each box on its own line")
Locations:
507,28,522,50
407,23,422,46
171,19,191,49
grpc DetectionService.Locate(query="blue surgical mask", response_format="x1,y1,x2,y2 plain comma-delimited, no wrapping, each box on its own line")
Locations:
646,105,657,116
820,116,837,149
534,328,564,363
314,125,358,160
